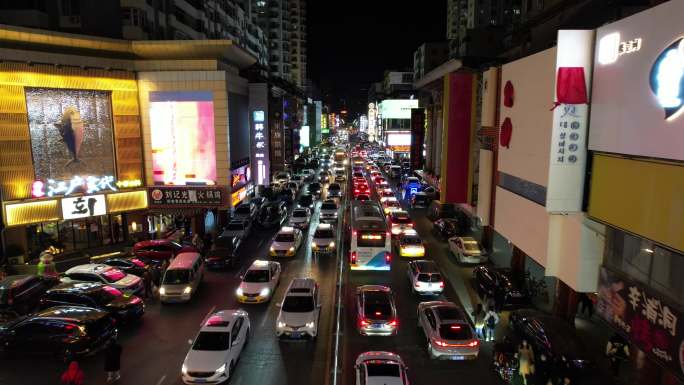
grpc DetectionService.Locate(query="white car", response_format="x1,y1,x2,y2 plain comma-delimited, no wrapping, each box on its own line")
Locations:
276,278,321,339
222,219,251,240
312,223,336,255
319,199,339,223
417,301,479,360
383,200,402,215
236,260,281,304
269,226,303,257
448,236,486,264
355,351,409,385
62,264,143,295
181,309,250,384
289,208,311,229
273,171,290,184
379,190,397,203
406,260,444,295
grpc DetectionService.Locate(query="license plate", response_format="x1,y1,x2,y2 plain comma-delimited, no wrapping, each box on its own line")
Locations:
194,379,206,383
372,323,383,328
451,356,465,361
510,292,522,297
291,332,301,338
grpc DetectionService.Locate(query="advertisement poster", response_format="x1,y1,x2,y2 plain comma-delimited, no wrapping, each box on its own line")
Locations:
26,88,116,182
149,91,216,185
597,267,684,380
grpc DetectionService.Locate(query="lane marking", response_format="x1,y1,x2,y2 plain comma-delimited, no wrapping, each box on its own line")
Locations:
200,305,217,327
331,195,346,385
155,374,166,385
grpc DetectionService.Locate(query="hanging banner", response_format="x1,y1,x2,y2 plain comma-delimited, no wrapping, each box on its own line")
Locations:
410,108,425,170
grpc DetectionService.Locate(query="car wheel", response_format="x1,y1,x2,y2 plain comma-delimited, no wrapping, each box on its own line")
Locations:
228,361,235,379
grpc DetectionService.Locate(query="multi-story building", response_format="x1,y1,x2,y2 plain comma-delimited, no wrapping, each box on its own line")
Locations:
413,42,449,81
288,0,307,88
383,71,414,99
250,0,291,83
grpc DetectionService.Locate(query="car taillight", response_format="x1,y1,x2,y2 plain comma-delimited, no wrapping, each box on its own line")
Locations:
389,319,398,327
385,252,391,264
439,282,445,288
386,231,391,237
415,282,421,288
359,318,369,327
434,339,447,347
350,251,357,264
353,230,357,237
468,340,479,347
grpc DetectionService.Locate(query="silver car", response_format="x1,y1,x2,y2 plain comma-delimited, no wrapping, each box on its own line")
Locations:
417,301,479,360
312,223,336,255
319,199,339,223
356,285,398,336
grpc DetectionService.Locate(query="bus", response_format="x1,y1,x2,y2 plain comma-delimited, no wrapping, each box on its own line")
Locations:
349,200,392,271
334,149,347,164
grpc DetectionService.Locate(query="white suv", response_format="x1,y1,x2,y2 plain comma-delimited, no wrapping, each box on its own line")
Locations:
181,309,250,384
276,278,321,339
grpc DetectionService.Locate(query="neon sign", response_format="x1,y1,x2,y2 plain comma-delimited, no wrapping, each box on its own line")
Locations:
32,175,117,198
650,37,684,120
598,32,643,65
252,110,268,184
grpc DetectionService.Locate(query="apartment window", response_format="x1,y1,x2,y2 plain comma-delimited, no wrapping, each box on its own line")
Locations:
60,0,80,16
401,74,413,83
122,7,148,27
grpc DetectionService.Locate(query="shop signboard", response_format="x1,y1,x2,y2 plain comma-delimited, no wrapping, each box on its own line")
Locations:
598,267,684,380
61,194,107,220
231,165,251,190
546,30,594,213
590,0,684,161
379,99,419,119
249,83,269,187
410,108,425,170
148,187,226,207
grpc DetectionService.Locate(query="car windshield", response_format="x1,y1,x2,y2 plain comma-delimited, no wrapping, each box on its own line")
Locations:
321,203,337,210
275,233,295,242
391,215,411,223
402,236,422,245
417,273,442,282
463,242,479,251
282,296,314,312
243,269,269,283
92,286,122,304
299,196,313,204
214,236,235,249
329,184,341,190
315,229,334,238
439,323,472,340
101,268,126,283
163,269,190,285
235,206,251,215
293,210,308,218
364,292,392,320
225,223,244,231
366,362,400,377
192,331,231,351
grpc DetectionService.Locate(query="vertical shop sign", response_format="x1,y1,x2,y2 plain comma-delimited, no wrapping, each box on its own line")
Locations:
410,108,425,170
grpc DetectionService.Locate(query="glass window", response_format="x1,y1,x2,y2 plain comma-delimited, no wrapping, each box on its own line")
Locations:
282,295,314,312
163,269,190,285
651,246,684,301
604,229,651,285
192,331,230,351
243,269,269,283
439,323,472,340
366,363,400,377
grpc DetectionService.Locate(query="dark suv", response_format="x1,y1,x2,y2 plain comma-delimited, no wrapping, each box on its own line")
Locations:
0,306,117,360
0,275,54,320
39,282,144,323
205,235,243,269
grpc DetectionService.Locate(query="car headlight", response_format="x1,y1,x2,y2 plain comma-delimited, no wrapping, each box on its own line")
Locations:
277,321,286,328
329,241,335,248
312,241,318,248
306,321,315,329
270,246,275,252
183,286,192,294
159,287,166,295
259,287,270,297
182,364,188,375
289,246,295,251
236,287,243,296
215,363,226,374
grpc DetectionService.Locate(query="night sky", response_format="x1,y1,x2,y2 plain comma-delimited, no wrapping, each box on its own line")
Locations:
306,0,447,116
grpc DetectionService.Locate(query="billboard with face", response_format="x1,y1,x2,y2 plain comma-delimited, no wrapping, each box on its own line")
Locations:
149,91,216,185
25,88,116,182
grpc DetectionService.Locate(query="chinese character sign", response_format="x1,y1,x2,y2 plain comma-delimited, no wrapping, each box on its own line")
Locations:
61,194,107,220
597,267,684,380
148,187,225,207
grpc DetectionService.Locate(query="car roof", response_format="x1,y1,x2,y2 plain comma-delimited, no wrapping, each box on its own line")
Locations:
134,239,177,249
287,278,316,294
66,264,112,274
458,236,476,242
48,282,104,294
316,223,333,230
201,309,246,330
167,252,201,270
278,226,296,234
247,259,274,271
432,303,467,323
35,305,107,322
0,274,38,289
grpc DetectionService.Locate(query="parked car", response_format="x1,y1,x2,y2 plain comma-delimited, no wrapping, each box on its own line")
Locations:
181,309,250,384
448,236,486,264
289,207,312,229
269,226,303,257
258,202,288,228
407,260,444,295
222,220,251,241
319,199,339,223
205,235,243,270
0,275,54,320
62,264,143,296
418,301,479,360
39,282,144,323
355,351,409,385
355,285,398,336
133,240,198,264
432,218,462,239
276,278,321,339
235,260,281,304
101,257,149,277
312,223,336,256
233,201,257,222
472,266,529,308
426,201,458,221
0,306,117,360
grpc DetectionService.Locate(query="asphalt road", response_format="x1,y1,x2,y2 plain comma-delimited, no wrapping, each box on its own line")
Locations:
0,181,343,385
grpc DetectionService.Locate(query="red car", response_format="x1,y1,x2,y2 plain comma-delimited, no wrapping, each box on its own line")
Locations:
353,184,370,197
373,176,387,185
132,239,197,263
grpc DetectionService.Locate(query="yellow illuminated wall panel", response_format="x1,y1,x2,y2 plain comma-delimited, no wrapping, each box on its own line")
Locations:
3,200,60,227
588,154,684,253
106,190,148,213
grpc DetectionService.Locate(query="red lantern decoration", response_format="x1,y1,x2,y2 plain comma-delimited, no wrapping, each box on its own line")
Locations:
503,81,514,108
551,67,588,110
500,117,512,148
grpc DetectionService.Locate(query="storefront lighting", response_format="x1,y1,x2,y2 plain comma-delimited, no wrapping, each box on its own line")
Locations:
115,179,142,189
644,248,654,254
33,175,119,198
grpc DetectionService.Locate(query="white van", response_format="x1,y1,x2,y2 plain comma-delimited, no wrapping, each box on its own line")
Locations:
160,252,204,303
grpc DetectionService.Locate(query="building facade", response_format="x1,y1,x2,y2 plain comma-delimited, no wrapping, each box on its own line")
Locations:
413,42,449,81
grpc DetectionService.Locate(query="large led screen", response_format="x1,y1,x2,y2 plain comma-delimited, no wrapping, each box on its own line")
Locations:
387,133,411,146
149,91,216,185
26,88,116,182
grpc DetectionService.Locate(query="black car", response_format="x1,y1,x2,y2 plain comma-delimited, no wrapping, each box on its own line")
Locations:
233,201,257,222
258,202,288,228
39,282,144,323
432,218,462,239
0,306,117,360
308,182,322,197
327,183,342,198
411,192,431,208
297,193,315,209
427,201,458,221
472,266,529,307
102,257,149,277
505,309,593,373
205,235,243,269
278,188,295,204
0,275,54,321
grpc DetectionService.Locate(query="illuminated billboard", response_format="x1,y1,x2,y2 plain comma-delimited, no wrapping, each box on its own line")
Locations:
379,99,419,119
300,125,310,147
26,88,116,182
149,91,216,185
387,133,411,146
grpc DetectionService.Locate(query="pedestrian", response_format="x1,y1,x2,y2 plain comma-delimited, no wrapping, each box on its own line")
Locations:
471,303,486,339
577,293,594,318
105,340,122,383
143,269,152,299
517,339,535,384
61,361,84,385
112,220,121,244
606,333,629,377
483,306,500,342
